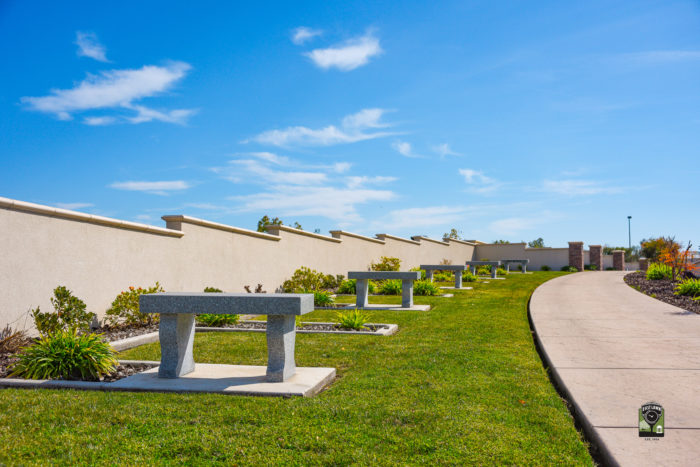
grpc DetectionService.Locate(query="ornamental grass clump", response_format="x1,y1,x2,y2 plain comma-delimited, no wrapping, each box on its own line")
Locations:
646,263,672,281
10,330,117,381
337,279,376,295
312,290,334,307
414,280,440,296
0,325,30,354
336,309,370,331
378,279,402,295
462,271,477,282
105,282,164,327
675,279,700,298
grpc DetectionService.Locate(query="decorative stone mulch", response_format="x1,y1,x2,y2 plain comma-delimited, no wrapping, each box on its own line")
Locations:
624,271,700,315
0,352,21,378
94,323,160,342
217,321,383,333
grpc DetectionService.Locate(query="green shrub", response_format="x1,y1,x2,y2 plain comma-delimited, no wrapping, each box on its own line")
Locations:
378,279,402,295
282,267,340,292
204,286,223,293
675,279,700,298
311,290,334,307
583,264,598,271
321,274,344,290
646,263,672,280
434,271,452,282
105,282,164,327
540,265,551,271
606,267,615,271
477,266,490,276
336,309,370,330
462,271,477,282
32,286,96,335
371,256,401,272
496,267,507,276
414,280,440,296
560,266,578,272
10,330,117,381
337,279,376,294
197,313,239,327
409,267,427,280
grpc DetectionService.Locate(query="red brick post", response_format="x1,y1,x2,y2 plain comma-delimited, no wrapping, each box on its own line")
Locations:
589,245,603,271
613,250,625,271
639,258,649,271
568,242,584,271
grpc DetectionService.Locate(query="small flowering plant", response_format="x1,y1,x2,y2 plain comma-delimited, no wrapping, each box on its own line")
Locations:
105,282,164,327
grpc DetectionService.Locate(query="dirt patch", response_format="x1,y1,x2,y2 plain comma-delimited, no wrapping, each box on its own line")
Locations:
624,271,700,314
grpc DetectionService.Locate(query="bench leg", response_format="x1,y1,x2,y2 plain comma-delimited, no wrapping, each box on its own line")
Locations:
470,266,477,275
491,267,497,279
158,313,195,378
454,273,462,289
506,264,510,273
401,280,413,308
356,279,369,308
523,265,527,273
266,314,296,382
425,270,433,282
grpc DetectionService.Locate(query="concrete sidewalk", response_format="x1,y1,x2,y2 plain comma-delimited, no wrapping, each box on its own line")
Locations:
530,272,700,466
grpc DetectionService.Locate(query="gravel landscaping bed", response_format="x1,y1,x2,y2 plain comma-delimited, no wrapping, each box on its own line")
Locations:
624,271,700,314
217,320,384,333
95,323,160,342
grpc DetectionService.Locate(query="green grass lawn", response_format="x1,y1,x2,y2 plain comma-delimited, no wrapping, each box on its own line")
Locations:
0,272,592,465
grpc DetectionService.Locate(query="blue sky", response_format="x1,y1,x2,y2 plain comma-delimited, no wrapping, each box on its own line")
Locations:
1,0,699,247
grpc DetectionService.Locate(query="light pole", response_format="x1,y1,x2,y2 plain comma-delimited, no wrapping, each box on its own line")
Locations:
627,216,632,250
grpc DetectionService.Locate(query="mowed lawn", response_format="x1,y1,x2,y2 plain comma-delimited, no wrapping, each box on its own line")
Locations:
0,272,592,465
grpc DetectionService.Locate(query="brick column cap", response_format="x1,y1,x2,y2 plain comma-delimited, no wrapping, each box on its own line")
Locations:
568,241,584,245
589,244,602,248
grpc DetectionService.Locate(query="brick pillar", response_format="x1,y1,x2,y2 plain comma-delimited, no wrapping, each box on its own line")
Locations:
639,258,649,271
613,250,625,271
589,245,603,271
568,242,584,271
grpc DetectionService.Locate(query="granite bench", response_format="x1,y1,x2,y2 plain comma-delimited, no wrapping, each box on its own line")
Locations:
465,261,502,279
347,271,421,308
420,264,467,288
139,292,313,382
502,259,530,273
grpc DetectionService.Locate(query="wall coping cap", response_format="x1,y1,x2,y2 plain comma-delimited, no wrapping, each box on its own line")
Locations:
589,245,602,248
442,237,477,246
0,196,184,237
411,235,449,246
375,233,421,245
265,224,342,243
479,242,527,246
329,230,385,244
568,241,584,245
162,215,279,241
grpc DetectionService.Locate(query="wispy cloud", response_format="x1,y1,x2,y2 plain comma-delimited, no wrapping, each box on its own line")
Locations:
305,32,382,71
109,180,191,195
54,202,94,210
292,27,322,45
346,175,397,189
232,185,395,222
225,159,328,185
75,31,108,62
392,141,423,158
542,179,623,196
21,62,194,125
459,168,501,194
248,108,396,147
433,143,461,157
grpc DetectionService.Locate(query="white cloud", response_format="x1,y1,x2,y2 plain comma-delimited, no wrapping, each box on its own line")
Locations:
227,159,327,185
542,179,623,196
21,62,194,125
392,140,423,158
345,175,397,189
433,143,461,157
109,180,191,195
231,185,395,222
248,152,292,166
75,31,108,62
54,202,94,210
83,116,116,126
459,168,501,194
135,214,152,221
305,33,382,71
249,108,395,147
333,162,352,173
291,27,322,45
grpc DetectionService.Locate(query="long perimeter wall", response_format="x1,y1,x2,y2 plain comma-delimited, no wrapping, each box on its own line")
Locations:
1,196,618,330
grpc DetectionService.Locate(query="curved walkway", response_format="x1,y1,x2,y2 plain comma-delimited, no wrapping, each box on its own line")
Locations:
530,272,700,466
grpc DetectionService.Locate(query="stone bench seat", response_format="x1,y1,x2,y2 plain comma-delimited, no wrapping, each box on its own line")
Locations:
419,264,467,288
140,293,313,382
347,271,421,308
465,260,502,279
501,259,530,273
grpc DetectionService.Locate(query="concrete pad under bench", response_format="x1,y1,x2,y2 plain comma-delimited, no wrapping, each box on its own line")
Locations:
440,286,473,290
0,361,335,397
335,303,431,311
